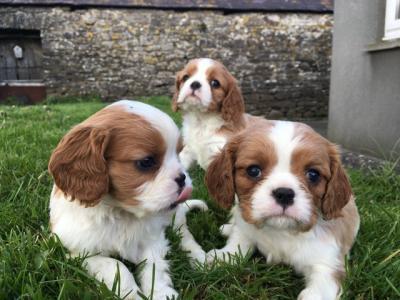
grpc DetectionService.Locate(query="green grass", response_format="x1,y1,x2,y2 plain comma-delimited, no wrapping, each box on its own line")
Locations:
0,97,399,299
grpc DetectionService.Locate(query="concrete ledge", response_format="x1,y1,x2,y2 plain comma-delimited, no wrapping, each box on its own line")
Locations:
366,39,400,52
0,80,45,86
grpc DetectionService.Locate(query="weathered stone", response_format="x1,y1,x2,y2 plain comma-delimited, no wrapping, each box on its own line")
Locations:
0,6,332,118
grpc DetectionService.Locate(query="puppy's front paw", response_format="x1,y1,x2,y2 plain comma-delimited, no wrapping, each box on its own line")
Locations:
152,286,178,300
219,224,233,237
298,288,323,300
206,249,234,264
206,249,218,264
265,252,275,264
189,250,206,265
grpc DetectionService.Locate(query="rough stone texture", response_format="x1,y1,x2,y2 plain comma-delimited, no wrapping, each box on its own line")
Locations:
0,6,333,118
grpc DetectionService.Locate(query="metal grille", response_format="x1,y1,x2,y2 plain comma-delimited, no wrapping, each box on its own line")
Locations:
0,31,43,82
0,66,43,81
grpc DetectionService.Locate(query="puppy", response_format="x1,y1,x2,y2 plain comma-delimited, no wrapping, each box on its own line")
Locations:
172,58,261,170
205,119,360,300
48,100,207,300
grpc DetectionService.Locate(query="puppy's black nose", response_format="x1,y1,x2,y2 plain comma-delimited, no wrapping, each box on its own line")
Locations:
175,173,186,188
272,188,295,209
190,81,201,91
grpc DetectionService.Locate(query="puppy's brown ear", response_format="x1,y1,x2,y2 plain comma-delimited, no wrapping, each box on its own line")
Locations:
205,138,239,209
321,144,352,219
48,126,111,206
221,74,245,124
172,71,182,112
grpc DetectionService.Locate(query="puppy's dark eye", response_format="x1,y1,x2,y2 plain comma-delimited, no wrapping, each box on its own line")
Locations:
136,156,156,171
306,168,320,184
246,165,262,179
210,79,220,88
182,74,189,82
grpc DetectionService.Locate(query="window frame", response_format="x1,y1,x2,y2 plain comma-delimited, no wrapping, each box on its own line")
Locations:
384,0,400,40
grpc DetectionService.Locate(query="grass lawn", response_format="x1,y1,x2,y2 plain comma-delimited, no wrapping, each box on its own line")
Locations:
0,97,399,299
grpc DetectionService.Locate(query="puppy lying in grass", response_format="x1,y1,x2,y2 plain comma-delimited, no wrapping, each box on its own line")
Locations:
48,100,207,300
206,119,360,300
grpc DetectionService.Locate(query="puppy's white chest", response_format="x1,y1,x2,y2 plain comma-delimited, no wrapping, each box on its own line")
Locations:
255,229,302,264
182,113,227,168
253,225,339,273
50,194,170,259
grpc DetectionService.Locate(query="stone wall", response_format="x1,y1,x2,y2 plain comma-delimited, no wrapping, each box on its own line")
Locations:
0,6,333,118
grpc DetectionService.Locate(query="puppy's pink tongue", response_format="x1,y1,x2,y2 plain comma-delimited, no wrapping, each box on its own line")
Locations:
177,186,193,203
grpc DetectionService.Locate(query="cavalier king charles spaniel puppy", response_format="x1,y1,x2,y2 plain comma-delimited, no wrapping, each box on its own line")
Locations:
205,119,359,300
48,100,207,300
172,58,261,170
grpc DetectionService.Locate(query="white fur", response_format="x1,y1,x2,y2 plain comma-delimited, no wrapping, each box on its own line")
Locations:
207,122,359,300
180,111,227,169
176,59,233,169
208,206,345,300
50,101,208,299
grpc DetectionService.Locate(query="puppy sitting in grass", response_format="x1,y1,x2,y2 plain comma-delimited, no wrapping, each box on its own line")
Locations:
172,58,263,170
205,119,360,300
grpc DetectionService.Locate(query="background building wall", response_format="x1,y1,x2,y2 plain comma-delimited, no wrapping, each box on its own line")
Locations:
0,6,332,118
328,0,400,159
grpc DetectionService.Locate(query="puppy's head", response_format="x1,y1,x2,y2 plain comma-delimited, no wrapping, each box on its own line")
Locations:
206,120,352,231
172,58,245,123
49,100,191,218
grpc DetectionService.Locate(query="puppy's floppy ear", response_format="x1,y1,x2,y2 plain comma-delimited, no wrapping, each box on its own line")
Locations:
48,126,111,206
172,71,182,112
321,144,352,219
205,137,239,209
221,74,245,123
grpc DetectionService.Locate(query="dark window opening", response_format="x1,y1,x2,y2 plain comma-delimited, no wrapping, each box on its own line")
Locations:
0,29,46,104
0,29,43,81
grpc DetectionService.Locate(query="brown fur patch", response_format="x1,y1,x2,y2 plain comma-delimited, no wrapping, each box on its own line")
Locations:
234,130,278,224
105,110,166,204
48,125,110,206
205,61,245,128
291,123,353,221
322,144,353,219
205,137,239,209
290,123,332,229
206,120,277,221
49,106,165,206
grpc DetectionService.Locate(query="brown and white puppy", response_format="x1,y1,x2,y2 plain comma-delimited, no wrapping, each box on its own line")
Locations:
173,58,261,170
206,119,360,300
48,100,207,300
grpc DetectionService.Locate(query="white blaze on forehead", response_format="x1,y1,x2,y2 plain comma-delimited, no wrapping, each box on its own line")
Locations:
249,121,313,225
177,58,215,106
269,121,301,172
195,58,215,76
108,100,180,155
